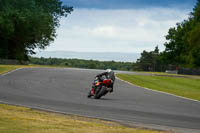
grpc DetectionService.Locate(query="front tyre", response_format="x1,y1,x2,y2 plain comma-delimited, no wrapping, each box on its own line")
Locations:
94,86,108,99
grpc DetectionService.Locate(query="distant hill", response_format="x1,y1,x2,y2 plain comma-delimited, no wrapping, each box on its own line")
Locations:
34,51,140,62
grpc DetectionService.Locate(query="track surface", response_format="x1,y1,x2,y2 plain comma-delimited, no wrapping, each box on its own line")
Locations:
0,68,200,132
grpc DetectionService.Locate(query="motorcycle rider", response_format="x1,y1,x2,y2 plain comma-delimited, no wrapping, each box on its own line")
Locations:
96,69,115,92
88,69,115,97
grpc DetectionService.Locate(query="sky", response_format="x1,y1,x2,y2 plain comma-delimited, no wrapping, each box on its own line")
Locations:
39,0,197,54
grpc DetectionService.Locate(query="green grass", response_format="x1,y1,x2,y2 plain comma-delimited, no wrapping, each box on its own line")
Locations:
0,104,169,133
0,65,24,74
133,71,200,79
0,64,70,75
117,74,200,101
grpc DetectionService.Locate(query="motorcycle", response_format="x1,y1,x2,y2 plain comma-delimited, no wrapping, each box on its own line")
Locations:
88,76,113,99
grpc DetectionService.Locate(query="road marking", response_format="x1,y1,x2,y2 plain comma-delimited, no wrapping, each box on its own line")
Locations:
116,77,200,103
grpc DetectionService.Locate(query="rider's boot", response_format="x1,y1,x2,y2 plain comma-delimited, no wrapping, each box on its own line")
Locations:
88,88,95,98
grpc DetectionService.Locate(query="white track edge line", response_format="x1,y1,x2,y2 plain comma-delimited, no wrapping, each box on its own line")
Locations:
116,77,200,103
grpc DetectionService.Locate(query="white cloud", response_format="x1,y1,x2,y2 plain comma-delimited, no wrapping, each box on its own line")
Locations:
92,26,117,37
44,8,190,53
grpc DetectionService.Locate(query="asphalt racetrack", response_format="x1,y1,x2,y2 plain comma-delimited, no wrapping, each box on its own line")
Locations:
0,68,200,133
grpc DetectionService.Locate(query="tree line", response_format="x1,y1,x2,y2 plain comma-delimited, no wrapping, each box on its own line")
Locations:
29,57,136,71
136,0,200,71
161,0,200,68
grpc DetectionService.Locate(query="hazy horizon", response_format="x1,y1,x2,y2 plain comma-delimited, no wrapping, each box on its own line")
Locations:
34,51,140,62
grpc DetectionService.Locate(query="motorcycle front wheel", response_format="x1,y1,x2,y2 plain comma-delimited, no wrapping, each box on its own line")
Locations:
94,86,108,99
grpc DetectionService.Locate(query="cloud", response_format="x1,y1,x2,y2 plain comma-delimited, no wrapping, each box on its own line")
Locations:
44,8,190,53
93,26,116,37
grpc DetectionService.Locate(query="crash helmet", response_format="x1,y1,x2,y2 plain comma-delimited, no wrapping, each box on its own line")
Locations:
106,69,112,73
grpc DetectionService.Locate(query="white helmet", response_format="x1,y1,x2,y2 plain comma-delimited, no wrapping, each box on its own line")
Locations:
106,69,112,73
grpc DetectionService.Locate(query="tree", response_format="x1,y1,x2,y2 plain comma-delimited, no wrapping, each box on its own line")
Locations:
162,21,191,65
187,0,200,67
0,0,73,61
161,0,200,68
136,46,161,71
187,23,200,67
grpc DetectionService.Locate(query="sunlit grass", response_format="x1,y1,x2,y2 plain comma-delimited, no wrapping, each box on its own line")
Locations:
0,104,169,133
134,71,200,79
0,64,69,75
0,65,26,74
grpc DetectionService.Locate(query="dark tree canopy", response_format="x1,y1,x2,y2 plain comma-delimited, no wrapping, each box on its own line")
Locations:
161,0,200,68
136,46,162,71
0,0,73,61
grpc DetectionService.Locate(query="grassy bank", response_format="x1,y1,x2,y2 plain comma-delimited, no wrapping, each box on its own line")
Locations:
0,104,168,133
117,74,200,101
0,65,170,133
0,65,26,74
0,64,69,75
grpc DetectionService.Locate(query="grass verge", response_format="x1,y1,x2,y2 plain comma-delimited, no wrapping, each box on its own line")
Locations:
0,104,169,133
142,71,200,79
117,74,200,101
0,65,170,133
0,65,27,75
0,64,69,75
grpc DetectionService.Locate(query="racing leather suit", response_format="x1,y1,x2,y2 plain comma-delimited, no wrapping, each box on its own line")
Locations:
94,71,115,92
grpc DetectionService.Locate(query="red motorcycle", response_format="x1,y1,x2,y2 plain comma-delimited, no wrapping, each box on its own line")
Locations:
88,77,113,99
